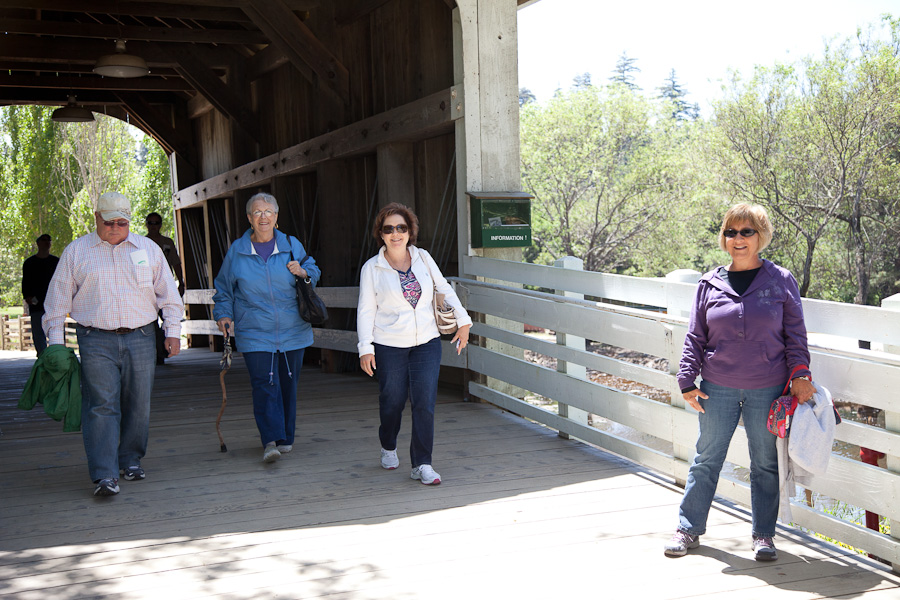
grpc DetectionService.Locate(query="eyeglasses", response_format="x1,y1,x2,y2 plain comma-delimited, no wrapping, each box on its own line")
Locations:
381,224,409,235
251,209,276,218
103,220,130,228
146,220,161,226
723,228,757,239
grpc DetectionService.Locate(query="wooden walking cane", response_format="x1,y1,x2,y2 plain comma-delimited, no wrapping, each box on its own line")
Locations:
216,331,233,452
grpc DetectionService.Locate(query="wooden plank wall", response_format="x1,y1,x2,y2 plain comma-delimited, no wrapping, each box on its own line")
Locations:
178,0,460,359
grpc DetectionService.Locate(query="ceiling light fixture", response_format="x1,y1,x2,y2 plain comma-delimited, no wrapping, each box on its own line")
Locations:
93,39,149,78
51,95,95,122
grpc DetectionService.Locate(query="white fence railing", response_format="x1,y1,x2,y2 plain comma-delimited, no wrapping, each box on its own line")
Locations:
179,256,900,568
461,255,900,569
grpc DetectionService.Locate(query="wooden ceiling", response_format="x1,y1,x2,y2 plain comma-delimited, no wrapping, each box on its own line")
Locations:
0,0,530,159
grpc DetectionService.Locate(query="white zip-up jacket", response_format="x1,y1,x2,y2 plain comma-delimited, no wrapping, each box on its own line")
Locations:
357,245,472,356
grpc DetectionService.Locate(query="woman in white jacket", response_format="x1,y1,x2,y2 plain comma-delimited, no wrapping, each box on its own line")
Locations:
357,202,472,485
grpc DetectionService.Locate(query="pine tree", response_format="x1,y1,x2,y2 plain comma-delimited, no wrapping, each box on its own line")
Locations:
657,69,698,120
609,52,641,90
572,72,592,90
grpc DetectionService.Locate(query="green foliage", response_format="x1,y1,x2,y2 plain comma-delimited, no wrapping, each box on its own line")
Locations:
0,108,172,307
522,15,900,304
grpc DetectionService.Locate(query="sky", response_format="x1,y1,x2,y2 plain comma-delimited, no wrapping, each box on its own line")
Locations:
517,0,898,111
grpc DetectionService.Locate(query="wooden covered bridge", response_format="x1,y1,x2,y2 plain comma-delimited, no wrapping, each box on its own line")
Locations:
2,0,900,597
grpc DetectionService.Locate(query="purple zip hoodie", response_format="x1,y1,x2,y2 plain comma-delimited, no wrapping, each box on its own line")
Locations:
677,259,811,391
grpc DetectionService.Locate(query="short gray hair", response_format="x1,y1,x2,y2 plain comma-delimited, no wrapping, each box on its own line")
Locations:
246,192,279,215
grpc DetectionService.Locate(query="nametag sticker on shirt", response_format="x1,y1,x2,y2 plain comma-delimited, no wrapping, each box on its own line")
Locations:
130,249,150,266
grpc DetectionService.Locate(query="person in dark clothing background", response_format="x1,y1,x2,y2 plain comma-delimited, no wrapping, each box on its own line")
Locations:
22,233,60,356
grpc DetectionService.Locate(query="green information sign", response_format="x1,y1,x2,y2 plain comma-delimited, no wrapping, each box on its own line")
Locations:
468,192,533,248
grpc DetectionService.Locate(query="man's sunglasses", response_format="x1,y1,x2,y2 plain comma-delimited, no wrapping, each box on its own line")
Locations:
146,220,161,226
103,220,130,228
723,228,757,239
381,224,409,235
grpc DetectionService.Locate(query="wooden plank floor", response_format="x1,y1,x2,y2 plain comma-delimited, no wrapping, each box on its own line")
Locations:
1,348,898,599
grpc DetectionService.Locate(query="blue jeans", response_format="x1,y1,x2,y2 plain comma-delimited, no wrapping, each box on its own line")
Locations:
243,349,305,447
76,323,156,482
374,337,442,467
678,380,781,538
31,308,47,356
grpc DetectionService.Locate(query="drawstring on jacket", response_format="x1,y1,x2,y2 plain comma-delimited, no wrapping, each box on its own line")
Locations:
268,351,294,385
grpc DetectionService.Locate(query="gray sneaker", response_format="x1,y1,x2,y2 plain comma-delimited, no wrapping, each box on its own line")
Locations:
381,448,400,470
263,444,281,463
752,536,778,561
664,530,699,557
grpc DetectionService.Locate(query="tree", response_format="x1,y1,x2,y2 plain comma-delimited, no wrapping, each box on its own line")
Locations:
518,87,537,107
520,84,691,273
658,69,699,120
609,52,641,91
713,19,900,303
572,72,592,90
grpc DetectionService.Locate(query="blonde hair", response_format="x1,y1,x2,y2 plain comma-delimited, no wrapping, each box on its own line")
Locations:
718,203,774,253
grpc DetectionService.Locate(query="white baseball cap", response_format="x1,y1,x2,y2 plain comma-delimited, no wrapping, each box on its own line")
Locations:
97,192,132,221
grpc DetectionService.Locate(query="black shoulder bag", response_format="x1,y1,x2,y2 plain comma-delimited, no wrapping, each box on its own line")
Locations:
290,238,328,325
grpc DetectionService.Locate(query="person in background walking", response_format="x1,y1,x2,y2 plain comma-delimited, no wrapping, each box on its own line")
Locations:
665,203,816,561
357,202,472,485
22,233,59,356
145,212,185,365
43,192,183,497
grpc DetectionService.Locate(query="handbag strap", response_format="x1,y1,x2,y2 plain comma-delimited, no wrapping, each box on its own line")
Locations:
287,236,312,279
783,364,810,396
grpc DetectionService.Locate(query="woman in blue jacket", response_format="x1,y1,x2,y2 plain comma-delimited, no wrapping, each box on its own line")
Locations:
213,193,321,463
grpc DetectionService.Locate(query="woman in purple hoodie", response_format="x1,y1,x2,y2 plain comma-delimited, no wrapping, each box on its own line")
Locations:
664,203,816,561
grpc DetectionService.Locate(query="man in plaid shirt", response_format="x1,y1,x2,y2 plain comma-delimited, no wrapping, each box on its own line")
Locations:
43,192,184,497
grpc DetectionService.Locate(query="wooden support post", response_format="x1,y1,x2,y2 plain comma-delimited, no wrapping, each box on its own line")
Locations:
879,293,900,571
555,256,589,439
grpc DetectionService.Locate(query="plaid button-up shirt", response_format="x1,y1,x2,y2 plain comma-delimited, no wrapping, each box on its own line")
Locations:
43,231,184,345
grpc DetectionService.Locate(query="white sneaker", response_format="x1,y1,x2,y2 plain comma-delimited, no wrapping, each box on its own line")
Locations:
381,448,400,470
276,444,293,453
411,464,441,485
263,444,281,463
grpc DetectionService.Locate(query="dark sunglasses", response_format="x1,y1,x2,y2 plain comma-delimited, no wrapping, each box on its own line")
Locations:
381,224,409,235
723,228,757,239
146,220,161,226
103,220,130,228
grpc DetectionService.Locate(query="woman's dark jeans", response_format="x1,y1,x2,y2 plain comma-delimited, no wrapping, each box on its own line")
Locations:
374,337,442,467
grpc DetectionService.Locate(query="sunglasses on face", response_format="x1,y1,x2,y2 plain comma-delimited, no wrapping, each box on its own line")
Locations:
146,220,161,226
103,220,130,228
381,224,409,235
723,228,757,239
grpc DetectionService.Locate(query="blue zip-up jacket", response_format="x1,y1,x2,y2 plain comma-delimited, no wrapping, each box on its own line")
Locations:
212,229,321,353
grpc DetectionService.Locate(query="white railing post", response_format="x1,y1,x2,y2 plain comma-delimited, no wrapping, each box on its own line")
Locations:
555,256,589,439
666,269,701,486
880,293,900,571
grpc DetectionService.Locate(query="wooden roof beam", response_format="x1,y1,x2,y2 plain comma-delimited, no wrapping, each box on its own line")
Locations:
0,60,183,77
3,17,269,45
0,73,195,92
242,0,350,104
115,92,194,162
335,0,393,26
165,48,261,143
174,84,464,209
0,1,252,21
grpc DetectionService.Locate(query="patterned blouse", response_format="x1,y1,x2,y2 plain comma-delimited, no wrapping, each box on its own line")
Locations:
397,268,422,308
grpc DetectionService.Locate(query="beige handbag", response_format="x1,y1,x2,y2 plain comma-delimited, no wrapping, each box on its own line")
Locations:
433,291,458,336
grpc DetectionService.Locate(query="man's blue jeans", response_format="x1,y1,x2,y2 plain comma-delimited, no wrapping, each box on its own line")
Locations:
374,337,442,467
243,349,305,447
31,308,47,356
678,380,782,538
76,323,156,482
